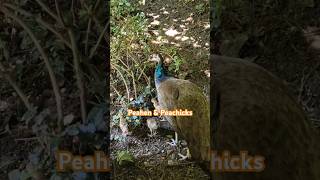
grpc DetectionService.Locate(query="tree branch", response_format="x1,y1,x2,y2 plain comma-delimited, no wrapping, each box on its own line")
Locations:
68,29,87,123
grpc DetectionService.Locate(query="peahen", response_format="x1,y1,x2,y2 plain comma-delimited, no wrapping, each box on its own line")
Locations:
150,54,320,179
211,55,320,180
150,54,211,166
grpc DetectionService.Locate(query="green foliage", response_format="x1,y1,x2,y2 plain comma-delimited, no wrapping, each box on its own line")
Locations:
111,0,135,20
169,55,184,73
111,0,151,102
195,3,206,14
159,46,185,74
116,150,134,166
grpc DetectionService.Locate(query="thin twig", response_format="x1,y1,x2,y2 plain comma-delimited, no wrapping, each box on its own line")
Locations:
4,3,72,48
111,63,130,101
0,62,33,111
89,21,109,59
14,137,39,141
131,71,137,99
34,0,60,22
36,17,72,48
3,3,32,16
93,0,102,11
111,84,121,97
1,7,64,130
54,0,65,27
85,18,92,55
84,0,102,55
68,29,87,123
70,0,76,26
127,53,149,84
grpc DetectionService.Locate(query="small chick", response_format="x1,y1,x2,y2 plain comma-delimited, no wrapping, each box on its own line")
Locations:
151,98,161,116
146,117,159,137
119,111,129,137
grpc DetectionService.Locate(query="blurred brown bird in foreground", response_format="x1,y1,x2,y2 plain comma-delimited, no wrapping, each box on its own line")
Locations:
146,117,159,137
210,55,320,180
119,111,129,137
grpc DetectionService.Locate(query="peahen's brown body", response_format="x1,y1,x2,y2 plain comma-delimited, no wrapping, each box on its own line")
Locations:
151,53,210,165
211,55,320,180
156,78,210,163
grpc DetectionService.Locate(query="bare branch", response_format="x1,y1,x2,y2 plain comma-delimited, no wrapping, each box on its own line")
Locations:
85,19,92,55
0,62,33,111
68,29,87,123
89,21,109,59
4,3,72,49
1,7,64,130
34,0,60,22
54,0,66,28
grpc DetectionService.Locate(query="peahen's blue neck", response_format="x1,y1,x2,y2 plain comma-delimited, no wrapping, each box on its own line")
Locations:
155,62,168,86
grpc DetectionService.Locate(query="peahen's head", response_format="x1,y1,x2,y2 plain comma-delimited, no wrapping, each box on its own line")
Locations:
149,54,167,84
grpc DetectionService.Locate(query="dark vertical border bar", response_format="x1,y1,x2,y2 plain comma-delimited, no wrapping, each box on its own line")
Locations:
210,0,221,179
105,0,111,179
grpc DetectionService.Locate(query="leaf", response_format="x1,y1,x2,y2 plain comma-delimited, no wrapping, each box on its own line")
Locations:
8,169,21,180
63,114,75,126
21,107,38,123
34,108,50,125
65,124,80,136
79,123,96,133
87,104,107,132
116,150,134,166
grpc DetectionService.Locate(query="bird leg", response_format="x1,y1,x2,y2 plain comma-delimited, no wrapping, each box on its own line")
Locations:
178,148,191,161
167,132,179,146
148,129,157,137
